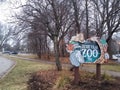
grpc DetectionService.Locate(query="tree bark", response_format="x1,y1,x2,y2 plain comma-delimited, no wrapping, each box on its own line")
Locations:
107,39,113,59
54,36,62,71
85,0,89,39
72,0,80,34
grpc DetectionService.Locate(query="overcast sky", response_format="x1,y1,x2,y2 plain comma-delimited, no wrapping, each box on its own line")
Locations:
0,0,120,39
0,0,11,23
0,0,26,24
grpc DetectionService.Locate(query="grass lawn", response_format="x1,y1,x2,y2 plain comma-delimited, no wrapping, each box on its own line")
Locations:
17,54,120,72
0,55,120,90
17,54,38,59
0,56,54,90
84,63,120,72
102,64,120,72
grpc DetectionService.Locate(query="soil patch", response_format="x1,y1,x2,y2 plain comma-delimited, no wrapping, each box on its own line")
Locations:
27,70,59,90
28,70,120,90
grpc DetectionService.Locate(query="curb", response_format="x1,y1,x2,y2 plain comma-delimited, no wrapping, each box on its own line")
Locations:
0,60,17,80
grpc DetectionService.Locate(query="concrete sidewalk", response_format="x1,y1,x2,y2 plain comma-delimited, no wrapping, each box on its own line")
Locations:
0,56,16,79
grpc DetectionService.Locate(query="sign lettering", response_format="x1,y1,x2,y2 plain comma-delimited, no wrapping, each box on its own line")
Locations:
74,40,101,63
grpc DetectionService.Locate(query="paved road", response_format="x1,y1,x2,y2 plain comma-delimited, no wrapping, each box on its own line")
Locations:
0,56,15,79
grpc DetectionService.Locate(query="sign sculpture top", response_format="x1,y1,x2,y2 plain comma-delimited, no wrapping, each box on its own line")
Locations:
66,33,105,67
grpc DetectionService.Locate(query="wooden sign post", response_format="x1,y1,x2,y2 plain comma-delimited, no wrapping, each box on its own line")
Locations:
67,40,102,84
66,34,107,84
96,63,101,80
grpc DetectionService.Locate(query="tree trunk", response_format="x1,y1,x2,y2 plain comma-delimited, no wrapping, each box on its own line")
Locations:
107,39,113,59
72,0,80,33
85,0,89,39
59,39,66,57
54,37,62,71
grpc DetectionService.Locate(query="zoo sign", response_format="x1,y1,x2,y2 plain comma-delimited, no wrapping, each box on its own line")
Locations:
71,40,101,63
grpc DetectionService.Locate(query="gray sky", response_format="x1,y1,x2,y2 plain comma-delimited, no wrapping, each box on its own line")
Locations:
0,0,26,46
0,0,119,39
0,0,26,23
0,0,11,23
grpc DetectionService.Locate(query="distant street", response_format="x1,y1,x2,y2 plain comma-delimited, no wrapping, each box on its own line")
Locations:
0,56,15,79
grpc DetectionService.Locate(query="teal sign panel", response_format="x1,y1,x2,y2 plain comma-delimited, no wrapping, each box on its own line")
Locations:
100,39,107,45
73,40,101,63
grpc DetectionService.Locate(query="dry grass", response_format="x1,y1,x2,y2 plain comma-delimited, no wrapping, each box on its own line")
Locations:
0,56,53,90
18,53,70,64
18,54,120,72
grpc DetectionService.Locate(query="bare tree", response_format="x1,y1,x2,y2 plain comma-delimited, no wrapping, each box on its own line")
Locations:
70,0,86,35
0,23,12,51
14,0,74,70
85,0,89,38
92,0,120,57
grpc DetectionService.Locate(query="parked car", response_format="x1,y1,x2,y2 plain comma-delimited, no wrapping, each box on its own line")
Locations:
112,54,120,62
118,58,120,63
115,54,120,57
10,51,18,55
112,55,118,59
115,54,120,62
2,51,10,54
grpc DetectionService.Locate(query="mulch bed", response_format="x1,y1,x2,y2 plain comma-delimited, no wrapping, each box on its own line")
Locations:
63,79,120,90
27,70,120,90
27,70,59,90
